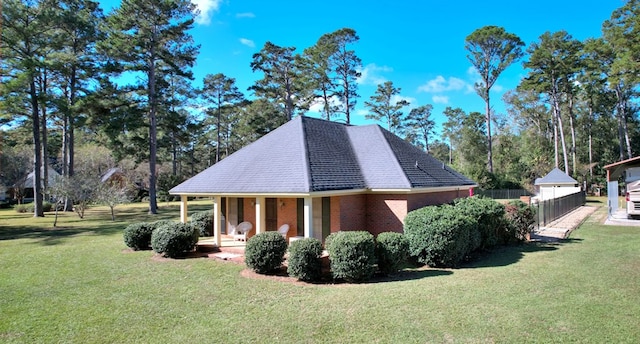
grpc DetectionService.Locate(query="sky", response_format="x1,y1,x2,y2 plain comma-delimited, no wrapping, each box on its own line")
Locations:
99,0,625,138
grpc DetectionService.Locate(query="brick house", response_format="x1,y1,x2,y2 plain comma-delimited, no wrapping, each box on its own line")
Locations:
170,116,476,246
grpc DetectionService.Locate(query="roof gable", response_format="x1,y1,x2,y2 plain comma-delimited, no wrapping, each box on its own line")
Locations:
170,116,475,195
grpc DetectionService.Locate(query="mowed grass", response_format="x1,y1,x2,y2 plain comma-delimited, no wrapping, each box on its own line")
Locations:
1,200,639,343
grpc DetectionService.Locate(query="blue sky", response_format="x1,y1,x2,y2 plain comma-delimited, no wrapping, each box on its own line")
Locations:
99,0,624,137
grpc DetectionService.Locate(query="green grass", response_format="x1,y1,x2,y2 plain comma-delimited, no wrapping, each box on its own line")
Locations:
1,200,639,343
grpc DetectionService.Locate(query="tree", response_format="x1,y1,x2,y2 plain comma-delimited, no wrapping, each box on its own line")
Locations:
250,42,305,122
329,28,361,124
95,182,131,221
201,73,245,163
101,0,199,214
522,31,580,175
1,0,58,217
364,81,409,133
406,104,435,152
602,0,640,160
465,25,525,173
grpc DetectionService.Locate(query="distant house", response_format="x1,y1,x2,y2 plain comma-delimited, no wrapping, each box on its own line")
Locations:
13,165,61,200
101,167,127,187
534,168,580,201
170,116,476,246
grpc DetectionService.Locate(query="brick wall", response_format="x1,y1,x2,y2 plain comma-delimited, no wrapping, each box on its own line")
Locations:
407,190,467,212
364,194,407,235
338,194,366,232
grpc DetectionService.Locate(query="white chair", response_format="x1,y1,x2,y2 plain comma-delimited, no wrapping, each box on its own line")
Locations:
233,221,253,241
277,224,290,238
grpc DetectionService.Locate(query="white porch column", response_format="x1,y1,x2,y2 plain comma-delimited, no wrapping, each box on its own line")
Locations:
213,196,222,247
304,196,313,238
180,195,188,223
255,197,265,234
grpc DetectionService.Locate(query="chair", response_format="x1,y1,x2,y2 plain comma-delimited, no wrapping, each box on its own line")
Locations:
277,224,290,238
233,221,253,241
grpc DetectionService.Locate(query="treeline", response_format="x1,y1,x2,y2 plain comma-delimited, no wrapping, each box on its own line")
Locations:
1,0,639,217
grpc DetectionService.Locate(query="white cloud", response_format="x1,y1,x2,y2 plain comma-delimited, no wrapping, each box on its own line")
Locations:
191,0,221,25
239,38,255,48
432,95,449,104
391,95,415,107
418,76,468,93
236,12,255,18
357,63,392,85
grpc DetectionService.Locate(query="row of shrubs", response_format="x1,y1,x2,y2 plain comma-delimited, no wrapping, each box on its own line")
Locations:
245,230,408,283
246,197,535,282
404,197,535,268
122,210,213,257
14,201,55,213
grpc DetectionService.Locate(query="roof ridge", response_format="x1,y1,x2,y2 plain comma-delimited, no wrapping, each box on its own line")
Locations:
369,125,412,188
299,116,312,192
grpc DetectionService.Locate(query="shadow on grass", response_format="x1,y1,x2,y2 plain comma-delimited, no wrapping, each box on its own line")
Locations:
462,239,582,269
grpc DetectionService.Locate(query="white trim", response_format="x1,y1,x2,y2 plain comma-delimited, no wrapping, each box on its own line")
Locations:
169,185,477,198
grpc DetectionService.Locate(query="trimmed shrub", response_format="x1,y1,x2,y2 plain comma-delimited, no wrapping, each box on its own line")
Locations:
244,231,288,274
287,238,323,282
404,204,475,268
14,201,52,213
123,222,155,250
324,232,337,251
151,222,199,258
454,196,506,249
375,232,409,275
191,210,214,237
327,231,376,282
505,200,536,242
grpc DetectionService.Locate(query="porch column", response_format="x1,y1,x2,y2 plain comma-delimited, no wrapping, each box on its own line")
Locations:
303,196,313,238
255,196,266,234
213,196,222,247
180,195,188,223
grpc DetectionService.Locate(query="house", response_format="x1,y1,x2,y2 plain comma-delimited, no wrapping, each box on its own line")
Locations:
12,165,61,200
170,116,476,246
603,156,640,218
534,167,580,201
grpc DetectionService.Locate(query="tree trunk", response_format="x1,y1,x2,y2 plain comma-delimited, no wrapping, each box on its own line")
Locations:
29,75,44,217
148,32,158,215
485,93,493,173
568,95,576,176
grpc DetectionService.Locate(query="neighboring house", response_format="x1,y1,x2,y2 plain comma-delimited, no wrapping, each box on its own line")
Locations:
101,168,127,187
14,165,61,200
170,116,476,246
534,168,580,201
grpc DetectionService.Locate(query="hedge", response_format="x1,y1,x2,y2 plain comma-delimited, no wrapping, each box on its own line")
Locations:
287,238,323,282
327,231,376,282
375,232,409,274
151,222,199,258
244,231,288,274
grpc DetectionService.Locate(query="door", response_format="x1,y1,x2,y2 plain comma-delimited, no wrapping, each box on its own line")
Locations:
266,198,277,231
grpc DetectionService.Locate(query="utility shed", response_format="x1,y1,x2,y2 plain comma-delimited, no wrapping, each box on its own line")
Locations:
534,167,580,201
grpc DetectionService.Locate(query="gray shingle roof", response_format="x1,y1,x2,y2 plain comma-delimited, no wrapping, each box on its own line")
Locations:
535,167,578,185
170,116,475,195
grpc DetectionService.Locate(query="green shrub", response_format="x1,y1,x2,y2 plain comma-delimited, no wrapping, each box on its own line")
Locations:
191,210,214,237
327,231,376,282
404,204,475,268
15,204,30,213
244,232,288,274
324,232,337,251
505,200,536,242
287,238,324,282
454,196,506,249
123,222,155,250
151,222,199,258
375,232,409,275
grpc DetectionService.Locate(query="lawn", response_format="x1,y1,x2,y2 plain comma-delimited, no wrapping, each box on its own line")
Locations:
1,200,639,343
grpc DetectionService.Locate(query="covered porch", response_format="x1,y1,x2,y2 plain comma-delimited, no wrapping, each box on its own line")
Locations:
178,194,334,247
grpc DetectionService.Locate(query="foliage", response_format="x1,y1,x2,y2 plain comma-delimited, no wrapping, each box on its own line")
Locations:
48,173,100,219
123,222,155,250
95,183,131,221
404,205,475,268
151,221,199,258
504,200,537,241
191,210,213,237
364,81,410,133
14,201,53,213
453,196,506,248
244,231,288,274
287,238,324,282
375,232,409,275
327,231,376,282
